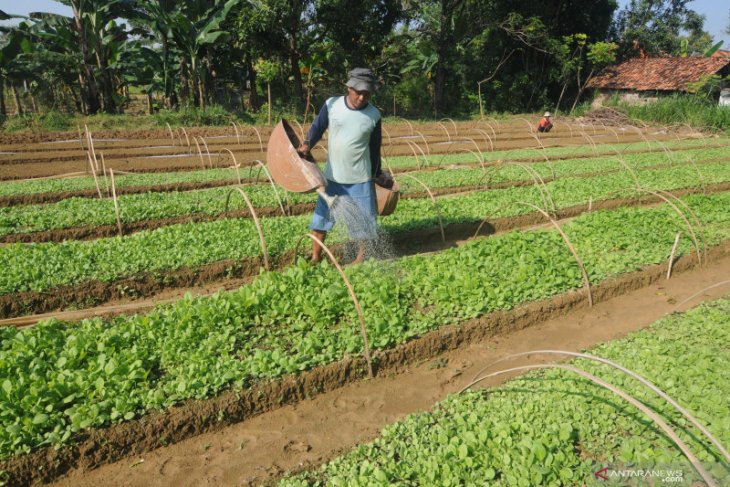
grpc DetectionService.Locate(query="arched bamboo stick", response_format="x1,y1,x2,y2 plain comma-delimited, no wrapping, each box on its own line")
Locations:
517,201,592,306
396,173,446,243
224,187,270,271
415,131,431,155
652,189,705,261
437,121,451,142
109,169,123,237
217,149,242,184
675,280,730,308
667,232,681,279
198,136,214,168
231,122,240,144
305,233,374,378
249,159,287,216
639,189,703,266
181,127,191,153
440,117,458,136
192,137,206,169
466,349,730,464
459,363,717,486
165,122,175,146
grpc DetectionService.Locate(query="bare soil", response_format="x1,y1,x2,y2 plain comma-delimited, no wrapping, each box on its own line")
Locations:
2,237,728,486
0,120,678,180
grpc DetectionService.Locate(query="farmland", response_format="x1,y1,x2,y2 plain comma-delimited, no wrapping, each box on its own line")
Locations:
1,117,729,486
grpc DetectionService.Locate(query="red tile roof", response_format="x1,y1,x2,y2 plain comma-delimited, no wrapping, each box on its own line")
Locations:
588,56,730,92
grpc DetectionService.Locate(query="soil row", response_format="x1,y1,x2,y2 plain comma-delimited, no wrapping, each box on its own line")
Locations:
3,183,728,320
2,237,725,487
0,120,625,146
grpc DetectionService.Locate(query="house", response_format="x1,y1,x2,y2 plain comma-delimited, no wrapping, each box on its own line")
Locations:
588,56,730,106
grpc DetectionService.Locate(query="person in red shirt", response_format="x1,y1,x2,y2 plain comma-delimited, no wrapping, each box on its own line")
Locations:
537,112,553,133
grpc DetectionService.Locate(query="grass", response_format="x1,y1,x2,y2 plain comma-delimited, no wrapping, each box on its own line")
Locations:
608,94,730,134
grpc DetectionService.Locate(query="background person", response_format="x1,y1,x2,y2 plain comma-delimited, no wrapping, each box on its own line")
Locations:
297,67,391,263
537,112,553,133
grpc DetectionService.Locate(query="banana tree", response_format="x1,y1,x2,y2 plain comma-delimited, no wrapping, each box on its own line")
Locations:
167,0,241,109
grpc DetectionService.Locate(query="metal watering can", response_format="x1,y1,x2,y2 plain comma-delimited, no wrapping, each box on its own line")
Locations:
266,119,399,216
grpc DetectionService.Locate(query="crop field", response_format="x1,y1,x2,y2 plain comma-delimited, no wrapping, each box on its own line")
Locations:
1,117,729,486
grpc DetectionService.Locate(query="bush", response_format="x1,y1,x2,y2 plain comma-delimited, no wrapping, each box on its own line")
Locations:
0,110,72,132
153,104,238,127
611,94,730,133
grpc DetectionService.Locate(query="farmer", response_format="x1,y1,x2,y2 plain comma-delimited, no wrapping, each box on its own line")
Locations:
537,112,553,133
298,67,392,263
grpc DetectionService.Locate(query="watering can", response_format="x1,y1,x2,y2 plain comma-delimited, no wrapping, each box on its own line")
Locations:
266,119,399,216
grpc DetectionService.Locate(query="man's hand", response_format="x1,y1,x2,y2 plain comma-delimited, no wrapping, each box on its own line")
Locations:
374,171,394,189
297,143,310,157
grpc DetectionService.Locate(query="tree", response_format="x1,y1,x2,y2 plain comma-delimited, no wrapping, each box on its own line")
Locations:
611,0,711,58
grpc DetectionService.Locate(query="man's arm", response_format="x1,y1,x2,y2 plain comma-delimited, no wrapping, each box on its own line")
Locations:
299,103,329,154
369,120,382,178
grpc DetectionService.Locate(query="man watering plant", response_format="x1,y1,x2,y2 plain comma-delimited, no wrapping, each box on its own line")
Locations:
297,67,392,263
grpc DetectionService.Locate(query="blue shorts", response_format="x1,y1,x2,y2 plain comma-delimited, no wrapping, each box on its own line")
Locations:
309,180,377,240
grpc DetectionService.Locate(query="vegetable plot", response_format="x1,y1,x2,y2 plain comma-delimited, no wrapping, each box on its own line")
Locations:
1,194,730,458
282,297,730,486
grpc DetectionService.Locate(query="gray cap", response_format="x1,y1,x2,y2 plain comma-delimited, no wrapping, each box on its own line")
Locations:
346,68,378,92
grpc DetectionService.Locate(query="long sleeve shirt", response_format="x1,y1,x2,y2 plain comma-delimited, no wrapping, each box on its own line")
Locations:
304,96,382,184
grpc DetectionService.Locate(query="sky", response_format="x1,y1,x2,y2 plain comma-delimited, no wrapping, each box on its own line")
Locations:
1,0,729,49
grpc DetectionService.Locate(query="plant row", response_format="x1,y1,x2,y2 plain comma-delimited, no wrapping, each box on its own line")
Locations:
1,145,728,237
2,160,729,295
283,297,730,486
2,192,730,459
0,138,721,200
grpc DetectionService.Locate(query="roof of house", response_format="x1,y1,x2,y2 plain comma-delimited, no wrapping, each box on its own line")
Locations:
588,56,730,92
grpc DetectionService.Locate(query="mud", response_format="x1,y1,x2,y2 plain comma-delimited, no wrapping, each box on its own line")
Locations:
3,237,729,486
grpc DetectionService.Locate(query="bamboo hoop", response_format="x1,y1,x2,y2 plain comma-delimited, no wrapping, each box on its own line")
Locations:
382,125,392,146
250,125,264,152
231,122,240,144
224,187,270,271
470,128,493,152
217,149,242,184
517,201,592,306
437,121,451,142
181,127,191,153
100,153,110,196
192,137,206,169
415,131,431,155
675,280,730,308
396,174,445,243
639,189,703,266
652,189,706,263
198,137,213,168
109,169,123,237
165,122,175,146
460,363,718,486
293,119,305,141
249,159,286,216
77,124,85,150
667,232,681,279
466,349,730,464
306,233,374,378
405,141,423,170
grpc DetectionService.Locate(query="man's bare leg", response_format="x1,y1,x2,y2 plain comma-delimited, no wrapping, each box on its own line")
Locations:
311,230,327,262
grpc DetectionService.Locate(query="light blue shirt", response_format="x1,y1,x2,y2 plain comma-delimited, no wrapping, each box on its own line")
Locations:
306,96,381,184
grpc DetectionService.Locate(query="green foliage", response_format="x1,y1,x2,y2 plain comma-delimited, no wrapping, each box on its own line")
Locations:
152,105,242,126
0,110,72,132
283,298,730,485
612,94,730,133
2,193,730,459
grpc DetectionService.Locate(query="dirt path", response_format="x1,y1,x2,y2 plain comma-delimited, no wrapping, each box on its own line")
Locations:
48,247,730,487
